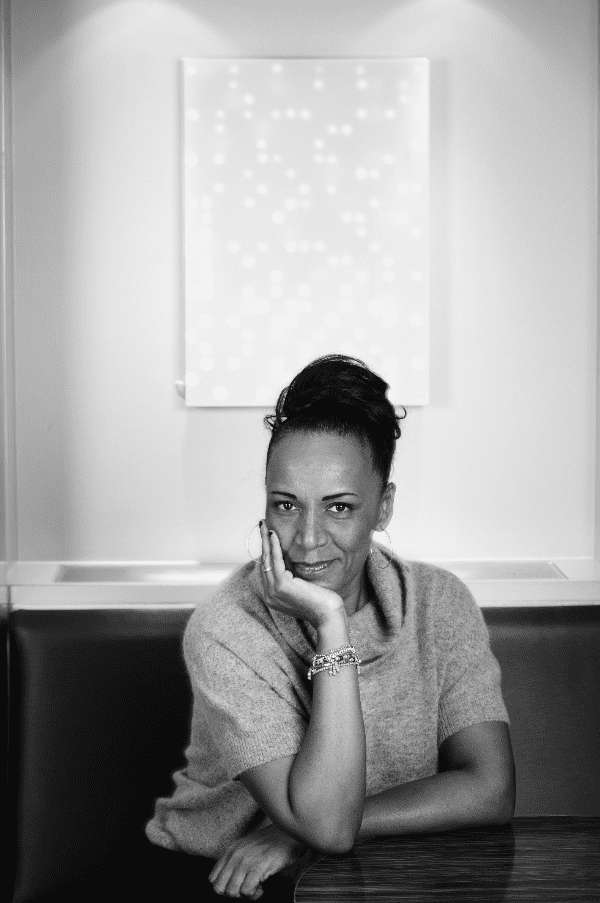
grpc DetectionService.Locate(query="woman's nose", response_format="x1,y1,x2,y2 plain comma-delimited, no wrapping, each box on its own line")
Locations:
295,511,327,551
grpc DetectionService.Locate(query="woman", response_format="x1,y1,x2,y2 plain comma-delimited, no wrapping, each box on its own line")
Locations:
145,354,515,900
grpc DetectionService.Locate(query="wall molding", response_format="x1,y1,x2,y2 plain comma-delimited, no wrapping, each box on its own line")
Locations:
6,558,600,607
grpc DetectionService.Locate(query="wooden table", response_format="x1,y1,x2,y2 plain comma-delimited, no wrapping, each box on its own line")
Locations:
293,817,600,902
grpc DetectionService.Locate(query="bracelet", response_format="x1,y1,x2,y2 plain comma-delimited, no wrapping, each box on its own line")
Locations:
307,644,361,680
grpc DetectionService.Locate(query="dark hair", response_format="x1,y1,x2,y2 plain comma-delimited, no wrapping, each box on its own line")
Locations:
264,354,407,485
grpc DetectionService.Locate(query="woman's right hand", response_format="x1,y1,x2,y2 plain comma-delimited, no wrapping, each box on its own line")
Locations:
258,521,345,628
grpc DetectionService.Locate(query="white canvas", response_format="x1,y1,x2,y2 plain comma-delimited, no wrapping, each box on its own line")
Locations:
182,57,430,406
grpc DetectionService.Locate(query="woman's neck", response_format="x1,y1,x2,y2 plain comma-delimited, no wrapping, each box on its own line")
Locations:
343,570,368,617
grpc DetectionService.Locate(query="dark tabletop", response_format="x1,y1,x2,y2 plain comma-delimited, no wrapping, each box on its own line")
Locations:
293,817,600,902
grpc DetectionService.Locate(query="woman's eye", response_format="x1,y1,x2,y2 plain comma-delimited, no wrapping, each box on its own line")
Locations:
275,501,296,512
329,502,352,514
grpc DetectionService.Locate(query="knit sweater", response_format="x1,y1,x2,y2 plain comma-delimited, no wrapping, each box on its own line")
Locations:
145,546,509,858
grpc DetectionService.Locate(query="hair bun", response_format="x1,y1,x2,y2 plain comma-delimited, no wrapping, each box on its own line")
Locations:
264,354,407,484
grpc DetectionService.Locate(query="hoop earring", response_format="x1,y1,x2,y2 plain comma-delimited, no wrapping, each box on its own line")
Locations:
246,521,262,561
370,528,393,570
376,528,393,549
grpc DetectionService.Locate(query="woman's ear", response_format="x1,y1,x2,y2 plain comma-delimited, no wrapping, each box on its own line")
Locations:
376,482,396,531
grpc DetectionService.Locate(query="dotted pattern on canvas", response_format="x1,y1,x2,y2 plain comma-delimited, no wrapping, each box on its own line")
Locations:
183,57,429,406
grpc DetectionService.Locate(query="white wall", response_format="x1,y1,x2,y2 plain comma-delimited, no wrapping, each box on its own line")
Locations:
10,0,598,563
1,0,16,578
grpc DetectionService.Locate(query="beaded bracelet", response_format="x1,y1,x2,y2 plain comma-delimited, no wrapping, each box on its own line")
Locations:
307,644,361,680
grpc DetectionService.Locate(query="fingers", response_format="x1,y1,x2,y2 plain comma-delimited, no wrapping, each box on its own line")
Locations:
210,852,266,898
241,872,266,898
259,520,272,573
235,866,265,897
208,850,234,895
260,521,286,575
259,520,274,596
259,520,287,587
269,529,286,578
208,854,226,886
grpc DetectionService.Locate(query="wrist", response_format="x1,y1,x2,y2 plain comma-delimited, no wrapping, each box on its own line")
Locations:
315,600,345,626
315,605,350,650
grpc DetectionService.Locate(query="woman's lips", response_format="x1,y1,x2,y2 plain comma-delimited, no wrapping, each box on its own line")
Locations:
292,560,333,578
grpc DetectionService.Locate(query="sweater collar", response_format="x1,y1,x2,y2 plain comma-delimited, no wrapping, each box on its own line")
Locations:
248,543,407,671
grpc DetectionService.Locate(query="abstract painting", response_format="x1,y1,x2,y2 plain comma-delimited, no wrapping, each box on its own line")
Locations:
182,57,429,406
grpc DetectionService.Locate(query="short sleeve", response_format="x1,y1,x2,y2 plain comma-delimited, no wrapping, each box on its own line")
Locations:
435,574,509,746
187,637,307,781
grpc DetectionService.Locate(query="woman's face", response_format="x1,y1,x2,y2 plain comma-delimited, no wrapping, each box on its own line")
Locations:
265,430,395,606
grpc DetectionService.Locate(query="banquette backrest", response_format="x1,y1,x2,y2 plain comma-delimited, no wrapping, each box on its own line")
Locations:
4,602,600,903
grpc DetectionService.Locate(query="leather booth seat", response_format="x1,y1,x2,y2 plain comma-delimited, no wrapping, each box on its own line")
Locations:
5,602,600,902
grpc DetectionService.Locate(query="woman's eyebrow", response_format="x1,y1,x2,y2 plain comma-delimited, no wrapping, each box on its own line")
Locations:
268,490,359,500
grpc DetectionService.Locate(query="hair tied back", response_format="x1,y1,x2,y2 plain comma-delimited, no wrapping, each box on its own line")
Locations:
264,354,407,485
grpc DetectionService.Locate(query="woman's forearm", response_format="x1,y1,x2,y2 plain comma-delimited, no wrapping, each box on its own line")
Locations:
288,608,366,852
357,768,514,840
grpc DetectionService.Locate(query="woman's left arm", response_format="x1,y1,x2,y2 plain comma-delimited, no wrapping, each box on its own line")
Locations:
358,720,515,840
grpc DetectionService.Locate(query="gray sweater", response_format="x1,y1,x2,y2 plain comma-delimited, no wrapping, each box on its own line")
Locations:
145,546,508,857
